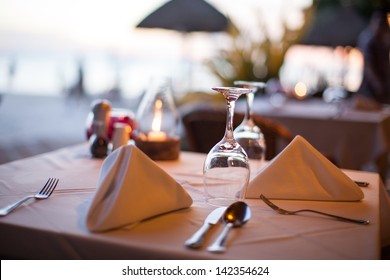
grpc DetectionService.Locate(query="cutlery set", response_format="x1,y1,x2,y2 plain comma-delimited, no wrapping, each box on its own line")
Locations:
185,201,251,253
186,194,369,253
207,201,251,253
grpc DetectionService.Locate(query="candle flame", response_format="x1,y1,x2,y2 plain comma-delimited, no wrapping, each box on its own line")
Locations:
151,99,163,132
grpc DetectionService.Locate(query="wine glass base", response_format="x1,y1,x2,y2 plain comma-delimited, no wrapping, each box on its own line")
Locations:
206,198,242,207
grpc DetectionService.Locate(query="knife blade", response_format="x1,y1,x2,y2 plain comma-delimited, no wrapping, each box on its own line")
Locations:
185,207,226,249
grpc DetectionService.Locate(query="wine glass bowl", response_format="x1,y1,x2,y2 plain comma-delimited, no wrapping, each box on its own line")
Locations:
203,87,252,206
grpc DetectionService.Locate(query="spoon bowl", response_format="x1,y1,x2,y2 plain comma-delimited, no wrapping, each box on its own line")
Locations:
208,201,251,253
223,201,251,226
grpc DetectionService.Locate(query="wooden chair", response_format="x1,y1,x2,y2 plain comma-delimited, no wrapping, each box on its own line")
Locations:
181,103,295,160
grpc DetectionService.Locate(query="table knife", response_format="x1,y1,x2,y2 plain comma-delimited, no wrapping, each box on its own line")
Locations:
355,181,369,187
185,207,226,249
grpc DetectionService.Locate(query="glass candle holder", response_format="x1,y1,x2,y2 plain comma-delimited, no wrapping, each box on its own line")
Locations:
134,78,180,160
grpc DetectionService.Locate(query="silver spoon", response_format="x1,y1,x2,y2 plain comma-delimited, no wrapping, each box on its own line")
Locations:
207,201,251,253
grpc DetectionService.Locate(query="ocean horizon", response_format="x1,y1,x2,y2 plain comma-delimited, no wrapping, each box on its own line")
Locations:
0,50,219,99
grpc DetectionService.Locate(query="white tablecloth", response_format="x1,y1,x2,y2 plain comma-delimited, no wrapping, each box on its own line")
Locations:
0,144,389,259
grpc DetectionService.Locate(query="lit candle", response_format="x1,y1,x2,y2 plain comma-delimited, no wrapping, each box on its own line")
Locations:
148,130,167,141
147,98,167,141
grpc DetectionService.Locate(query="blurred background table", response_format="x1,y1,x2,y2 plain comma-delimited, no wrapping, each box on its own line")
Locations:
238,97,390,181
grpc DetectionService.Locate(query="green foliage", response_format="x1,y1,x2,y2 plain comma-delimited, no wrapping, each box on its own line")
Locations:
206,5,315,86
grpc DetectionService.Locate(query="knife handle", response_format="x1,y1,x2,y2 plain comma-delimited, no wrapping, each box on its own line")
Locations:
355,181,369,187
185,223,212,249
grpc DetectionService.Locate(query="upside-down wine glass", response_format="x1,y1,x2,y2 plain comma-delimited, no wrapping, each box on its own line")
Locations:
203,87,253,206
233,81,267,168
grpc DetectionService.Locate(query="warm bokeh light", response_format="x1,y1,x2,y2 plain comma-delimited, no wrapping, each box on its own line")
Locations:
280,44,363,96
294,81,308,99
343,47,363,92
387,12,390,26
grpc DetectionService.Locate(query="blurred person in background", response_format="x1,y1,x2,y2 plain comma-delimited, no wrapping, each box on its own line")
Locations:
355,9,390,107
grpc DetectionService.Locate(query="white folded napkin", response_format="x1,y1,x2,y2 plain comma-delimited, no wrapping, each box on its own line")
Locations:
86,144,193,232
246,135,364,201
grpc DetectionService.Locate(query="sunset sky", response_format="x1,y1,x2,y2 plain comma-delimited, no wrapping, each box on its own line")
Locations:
0,0,312,96
0,0,312,54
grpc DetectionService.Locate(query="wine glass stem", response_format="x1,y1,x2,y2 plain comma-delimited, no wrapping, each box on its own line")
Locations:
224,98,236,140
245,91,254,122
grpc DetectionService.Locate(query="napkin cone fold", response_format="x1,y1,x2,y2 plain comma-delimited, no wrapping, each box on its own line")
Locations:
246,135,364,201
86,144,192,232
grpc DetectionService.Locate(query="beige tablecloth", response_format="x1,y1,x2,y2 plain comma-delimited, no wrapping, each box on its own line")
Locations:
0,144,389,259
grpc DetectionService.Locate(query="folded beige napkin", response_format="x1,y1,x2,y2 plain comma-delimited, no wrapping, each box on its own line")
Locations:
86,144,193,232
246,135,364,201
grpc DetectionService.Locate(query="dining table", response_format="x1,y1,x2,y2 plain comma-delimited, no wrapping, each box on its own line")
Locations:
0,143,389,260
237,96,390,181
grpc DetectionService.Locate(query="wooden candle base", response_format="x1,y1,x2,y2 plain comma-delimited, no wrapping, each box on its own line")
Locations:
134,136,180,160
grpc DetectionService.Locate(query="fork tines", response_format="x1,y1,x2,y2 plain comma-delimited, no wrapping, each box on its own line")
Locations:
41,178,59,196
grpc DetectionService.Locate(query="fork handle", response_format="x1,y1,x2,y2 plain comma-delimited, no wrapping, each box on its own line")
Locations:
299,209,369,225
0,196,35,216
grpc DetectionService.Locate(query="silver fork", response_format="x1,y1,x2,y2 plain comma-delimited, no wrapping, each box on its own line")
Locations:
260,194,369,225
0,178,59,216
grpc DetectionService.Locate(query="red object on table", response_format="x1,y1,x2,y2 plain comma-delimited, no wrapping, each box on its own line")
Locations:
86,109,138,141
